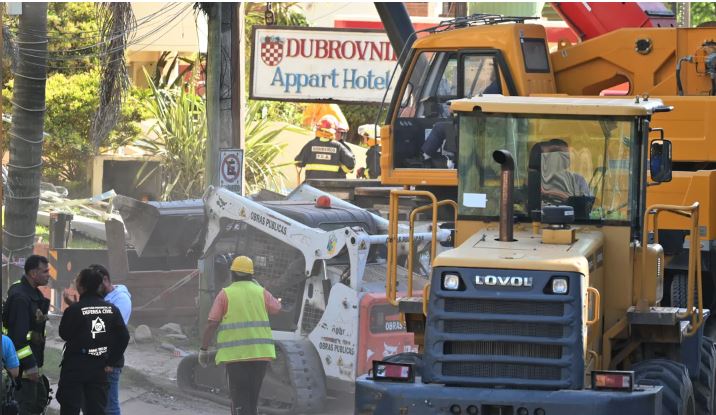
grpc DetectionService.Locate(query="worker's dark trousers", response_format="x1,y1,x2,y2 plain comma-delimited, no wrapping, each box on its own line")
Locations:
56,370,108,415
226,361,269,415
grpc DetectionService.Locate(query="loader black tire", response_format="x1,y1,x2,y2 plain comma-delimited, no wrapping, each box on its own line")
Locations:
694,337,716,415
634,359,696,415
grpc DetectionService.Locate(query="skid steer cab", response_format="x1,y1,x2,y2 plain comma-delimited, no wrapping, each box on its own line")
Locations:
356,95,715,415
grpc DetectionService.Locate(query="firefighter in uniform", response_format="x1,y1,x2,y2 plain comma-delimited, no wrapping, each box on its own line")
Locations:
357,124,381,179
2,255,51,415
199,256,282,415
295,114,356,180
56,268,129,415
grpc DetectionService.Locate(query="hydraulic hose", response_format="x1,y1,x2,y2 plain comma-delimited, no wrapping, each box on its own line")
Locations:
676,55,693,96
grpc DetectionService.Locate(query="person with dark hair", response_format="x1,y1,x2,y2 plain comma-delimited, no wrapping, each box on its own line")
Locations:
63,264,132,415
199,256,281,415
2,254,51,414
56,268,129,415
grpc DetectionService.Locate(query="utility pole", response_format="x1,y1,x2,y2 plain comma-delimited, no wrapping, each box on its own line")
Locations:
201,1,246,330
205,4,221,188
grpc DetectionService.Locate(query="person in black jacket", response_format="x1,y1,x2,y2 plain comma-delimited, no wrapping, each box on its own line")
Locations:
2,254,51,414
56,268,129,415
295,115,355,180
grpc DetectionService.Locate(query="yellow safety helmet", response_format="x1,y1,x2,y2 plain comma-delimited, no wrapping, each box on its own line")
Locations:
230,256,254,275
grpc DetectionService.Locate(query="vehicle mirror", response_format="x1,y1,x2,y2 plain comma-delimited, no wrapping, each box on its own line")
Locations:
400,83,413,108
649,139,672,183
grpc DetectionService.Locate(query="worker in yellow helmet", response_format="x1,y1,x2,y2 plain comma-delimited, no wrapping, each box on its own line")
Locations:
199,256,282,415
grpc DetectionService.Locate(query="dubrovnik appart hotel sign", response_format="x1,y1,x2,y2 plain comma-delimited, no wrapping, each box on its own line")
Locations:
250,26,398,103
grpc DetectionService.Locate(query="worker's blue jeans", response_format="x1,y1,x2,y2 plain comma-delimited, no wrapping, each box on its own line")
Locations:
106,367,122,415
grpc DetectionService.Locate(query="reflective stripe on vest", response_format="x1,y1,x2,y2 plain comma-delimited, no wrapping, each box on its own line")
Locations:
16,345,32,359
2,327,33,341
215,281,275,363
305,163,340,172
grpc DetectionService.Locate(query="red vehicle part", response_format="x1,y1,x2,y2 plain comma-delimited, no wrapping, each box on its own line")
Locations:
357,293,417,375
551,2,676,41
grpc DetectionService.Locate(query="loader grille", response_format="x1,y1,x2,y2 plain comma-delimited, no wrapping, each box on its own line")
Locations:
423,269,583,390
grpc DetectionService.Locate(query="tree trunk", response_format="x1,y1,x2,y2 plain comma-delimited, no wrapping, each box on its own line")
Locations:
4,2,48,277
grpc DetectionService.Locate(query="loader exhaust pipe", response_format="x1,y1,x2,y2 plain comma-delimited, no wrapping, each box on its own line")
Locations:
493,150,515,242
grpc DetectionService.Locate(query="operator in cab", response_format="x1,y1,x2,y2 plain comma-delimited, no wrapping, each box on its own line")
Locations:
295,114,356,180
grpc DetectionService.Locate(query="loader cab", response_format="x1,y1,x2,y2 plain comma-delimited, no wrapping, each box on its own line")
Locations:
381,22,556,187
450,96,672,245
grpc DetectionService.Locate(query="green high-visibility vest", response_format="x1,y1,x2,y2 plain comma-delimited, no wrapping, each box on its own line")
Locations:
215,281,275,364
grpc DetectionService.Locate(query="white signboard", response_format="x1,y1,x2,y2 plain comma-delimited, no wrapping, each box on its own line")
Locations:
219,149,243,194
251,26,398,103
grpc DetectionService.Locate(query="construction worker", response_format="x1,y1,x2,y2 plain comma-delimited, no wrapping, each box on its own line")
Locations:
357,124,381,179
56,268,129,415
295,114,356,180
199,256,282,415
2,255,51,415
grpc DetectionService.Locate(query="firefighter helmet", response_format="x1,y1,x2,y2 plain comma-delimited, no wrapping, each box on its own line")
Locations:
316,115,338,139
230,256,254,275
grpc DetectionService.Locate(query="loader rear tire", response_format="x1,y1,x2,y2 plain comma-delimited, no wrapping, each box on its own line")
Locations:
694,337,716,415
634,359,696,415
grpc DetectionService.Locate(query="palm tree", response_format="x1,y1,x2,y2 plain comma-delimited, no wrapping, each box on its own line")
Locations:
4,3,48,272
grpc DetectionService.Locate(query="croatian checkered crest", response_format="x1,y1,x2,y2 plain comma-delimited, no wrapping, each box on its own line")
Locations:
260,36,284,66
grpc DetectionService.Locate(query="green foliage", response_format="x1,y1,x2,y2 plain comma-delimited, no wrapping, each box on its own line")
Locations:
243,102,301,194
2,70,143,187
6,3,101,75
139,72,292,200
341,103,381,144
691,3,716,26
138,73,208,200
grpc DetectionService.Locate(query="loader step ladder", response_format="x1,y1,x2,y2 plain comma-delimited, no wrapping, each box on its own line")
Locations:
385,190,457,348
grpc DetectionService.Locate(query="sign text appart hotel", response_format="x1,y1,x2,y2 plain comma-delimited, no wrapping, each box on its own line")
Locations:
250,26,397,103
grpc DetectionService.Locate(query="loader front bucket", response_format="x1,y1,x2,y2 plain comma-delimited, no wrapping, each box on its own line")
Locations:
113,195,205,257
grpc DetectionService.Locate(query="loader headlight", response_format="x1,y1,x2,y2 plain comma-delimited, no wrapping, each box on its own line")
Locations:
443,273,461,290
551,277,569,294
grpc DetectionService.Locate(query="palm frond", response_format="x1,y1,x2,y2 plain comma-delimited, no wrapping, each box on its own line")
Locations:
90,3,135,153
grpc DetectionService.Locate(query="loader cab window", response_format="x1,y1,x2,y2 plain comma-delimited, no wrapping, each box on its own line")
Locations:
457,112,637,224
393,51,503,170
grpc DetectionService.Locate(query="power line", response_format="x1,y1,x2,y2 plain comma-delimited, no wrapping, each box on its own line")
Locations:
8,4,195,71
11,4,192,62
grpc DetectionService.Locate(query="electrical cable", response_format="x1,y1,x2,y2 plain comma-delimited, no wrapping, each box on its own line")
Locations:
5,2,182,40
9,5,195,72
11,3,191,61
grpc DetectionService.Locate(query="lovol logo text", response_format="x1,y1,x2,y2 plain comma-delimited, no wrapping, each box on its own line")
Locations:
475,275,533,288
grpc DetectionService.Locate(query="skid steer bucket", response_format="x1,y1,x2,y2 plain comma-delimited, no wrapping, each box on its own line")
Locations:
113,195,205,257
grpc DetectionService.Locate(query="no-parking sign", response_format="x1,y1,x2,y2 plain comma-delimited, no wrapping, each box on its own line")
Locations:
219,148,243,194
